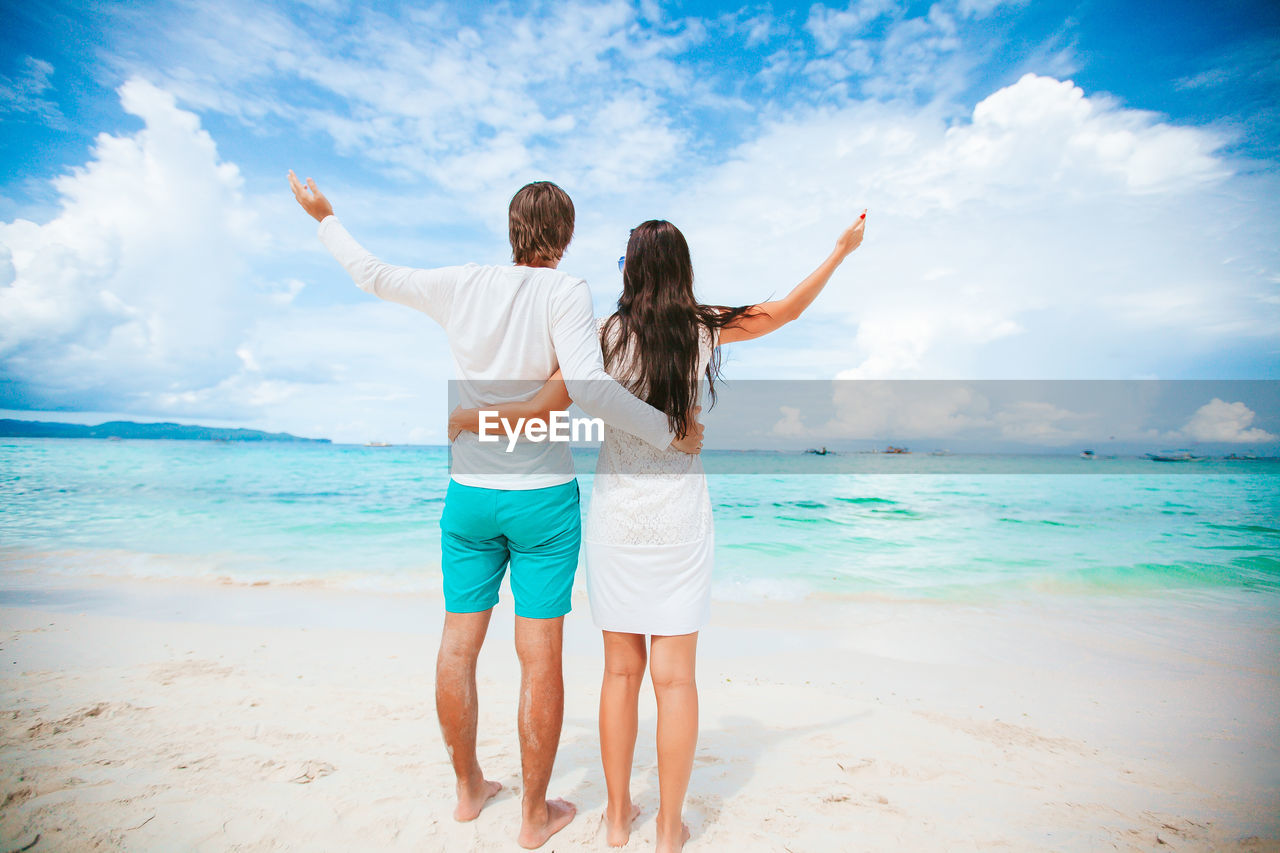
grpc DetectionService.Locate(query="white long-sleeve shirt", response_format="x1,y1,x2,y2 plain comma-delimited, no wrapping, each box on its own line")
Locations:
318,215,675,489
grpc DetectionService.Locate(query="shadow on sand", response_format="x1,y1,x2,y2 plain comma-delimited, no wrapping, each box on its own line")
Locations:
552,708,869,840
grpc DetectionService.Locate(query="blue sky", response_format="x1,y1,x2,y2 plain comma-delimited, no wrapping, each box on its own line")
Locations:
1,0,1277,444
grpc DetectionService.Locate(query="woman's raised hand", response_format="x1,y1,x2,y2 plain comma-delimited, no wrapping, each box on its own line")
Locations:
288,170,335,222
834,209,868,258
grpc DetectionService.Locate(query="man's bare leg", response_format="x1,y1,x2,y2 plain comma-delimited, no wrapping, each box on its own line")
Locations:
600,630,646,846
435,609,503,821
651,632,699,853
514,614,576,849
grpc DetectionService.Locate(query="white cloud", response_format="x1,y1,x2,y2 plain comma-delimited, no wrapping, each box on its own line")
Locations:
772,404,806,437
654,73,1275,381
2,3,1276,444
767,381,991,441
0,56,64,128
992,400,1093,444
831,381,989,438
153,302,456,445
740,13,775,48
954,0,1028,18
89,1,1274,386
0,78,265,405
762,384,1280,449
1180,399,1277,444
108,0,707,209
762,383,1098,446
0,77,456,443
963,74,1227,193
806,0,896,53
799,0,1009,103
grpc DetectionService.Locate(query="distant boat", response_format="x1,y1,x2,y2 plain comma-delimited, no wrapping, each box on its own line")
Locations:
1225,452,1259,460
1146,450,1200,462
806,447,832,455
365,441,392,448
928,450,950,456
1080,449,1096,459
882,445,910,454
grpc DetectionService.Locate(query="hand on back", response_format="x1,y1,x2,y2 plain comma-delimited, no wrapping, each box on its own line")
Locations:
448,406,470,442
670,407,704,455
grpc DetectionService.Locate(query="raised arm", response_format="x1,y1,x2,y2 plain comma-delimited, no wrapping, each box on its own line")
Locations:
449,372,572,440
718,210,867,344
289,170,456,324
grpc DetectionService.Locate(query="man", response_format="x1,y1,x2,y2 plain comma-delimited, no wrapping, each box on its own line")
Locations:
288,171,702,849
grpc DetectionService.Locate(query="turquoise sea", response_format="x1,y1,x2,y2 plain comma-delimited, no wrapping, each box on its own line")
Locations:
2,438,1278,602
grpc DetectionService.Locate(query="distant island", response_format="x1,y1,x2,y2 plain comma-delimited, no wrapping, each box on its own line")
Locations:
0,419,331,444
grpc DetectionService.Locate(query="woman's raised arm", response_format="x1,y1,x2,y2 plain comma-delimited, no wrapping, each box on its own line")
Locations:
718,210,867,345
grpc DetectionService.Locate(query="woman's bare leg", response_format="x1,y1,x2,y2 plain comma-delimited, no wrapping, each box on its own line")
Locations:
650,631,698,853
599,630,646,846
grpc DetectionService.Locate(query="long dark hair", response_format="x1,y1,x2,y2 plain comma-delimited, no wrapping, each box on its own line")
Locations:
602,220,756,439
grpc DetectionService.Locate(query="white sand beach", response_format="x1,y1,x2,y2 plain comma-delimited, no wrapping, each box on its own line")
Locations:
2,580,1278,852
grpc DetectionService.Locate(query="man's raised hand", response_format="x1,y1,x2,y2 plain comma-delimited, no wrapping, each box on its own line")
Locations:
288,170,334,222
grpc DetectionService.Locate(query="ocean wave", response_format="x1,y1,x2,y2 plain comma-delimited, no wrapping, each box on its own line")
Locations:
4,439,1278,603
834,496,899,505
1201,522,1279,536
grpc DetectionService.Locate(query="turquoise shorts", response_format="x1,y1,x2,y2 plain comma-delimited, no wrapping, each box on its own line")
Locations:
439,479,581,619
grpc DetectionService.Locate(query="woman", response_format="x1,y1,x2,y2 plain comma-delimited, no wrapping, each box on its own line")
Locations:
450,212,867,851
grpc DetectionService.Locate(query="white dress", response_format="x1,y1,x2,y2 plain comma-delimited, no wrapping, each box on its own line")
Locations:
584,319,716,636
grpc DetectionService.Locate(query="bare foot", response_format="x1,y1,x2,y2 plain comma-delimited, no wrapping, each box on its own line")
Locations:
655,821,690,853
453,778,502,822
605,802,641,847
518,798,576,849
